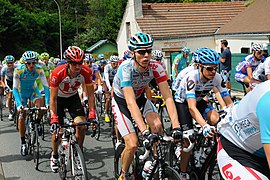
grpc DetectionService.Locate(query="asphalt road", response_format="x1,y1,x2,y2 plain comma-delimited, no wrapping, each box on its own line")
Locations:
0,107,115,180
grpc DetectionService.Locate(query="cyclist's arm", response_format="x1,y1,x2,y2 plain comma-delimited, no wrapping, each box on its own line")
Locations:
50,87,58,116
96,71,103,85
247,67,253,79
39,69,50,106
104,66,111,90
263,144,270,167
123,86,147,133
187,98,207,127
213,87,226,109
13,70,22,108
0,77,6,88
158,81,180,129
85,83,95,111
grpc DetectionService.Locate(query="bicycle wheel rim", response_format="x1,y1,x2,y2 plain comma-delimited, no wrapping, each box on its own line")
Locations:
95,122,100,140
58,144,67,179
71,144,88,180
34,124,39,170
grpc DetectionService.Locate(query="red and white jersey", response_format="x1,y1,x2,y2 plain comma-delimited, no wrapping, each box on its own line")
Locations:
50,64,93,97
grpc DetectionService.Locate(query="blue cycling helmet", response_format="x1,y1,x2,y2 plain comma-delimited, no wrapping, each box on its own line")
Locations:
98,54,104,59
181,47,191,54
128,32,154,51
100,60,107,65
22,51,38,62
197,48,220,65
4,55,15,62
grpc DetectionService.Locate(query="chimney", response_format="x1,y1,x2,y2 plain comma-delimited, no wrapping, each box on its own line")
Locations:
134,0,143,18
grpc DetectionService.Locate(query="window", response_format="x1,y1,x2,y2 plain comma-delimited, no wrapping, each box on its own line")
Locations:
126,22,131,40
241,47,250,54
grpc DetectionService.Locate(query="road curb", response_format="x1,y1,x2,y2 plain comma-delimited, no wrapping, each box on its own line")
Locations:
0,161,4,180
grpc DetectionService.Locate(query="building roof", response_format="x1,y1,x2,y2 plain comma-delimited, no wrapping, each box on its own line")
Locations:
217,0,270,35
86,39,117,53
136,2,246,40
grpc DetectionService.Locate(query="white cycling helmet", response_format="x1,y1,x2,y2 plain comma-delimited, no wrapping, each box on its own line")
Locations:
110,55,119,63
252,43,263,52
152,50,163,61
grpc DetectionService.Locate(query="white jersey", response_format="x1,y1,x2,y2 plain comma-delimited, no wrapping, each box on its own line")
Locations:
252,57,270,81
104,63,118,90
174,69,228,103
219,80,270,158
172,65,196,91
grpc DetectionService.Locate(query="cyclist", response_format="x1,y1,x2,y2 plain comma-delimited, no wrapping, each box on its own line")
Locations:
235,43,266,92
174,48,233,179
40,52,55,73
0,55,16,120
119,50,132,65
49,46,96,173
171,47,190,80
103,55,119,123
217,80,270,179
53,58,61,67
13,51,49,157
250,56,270,90
112,32,181,180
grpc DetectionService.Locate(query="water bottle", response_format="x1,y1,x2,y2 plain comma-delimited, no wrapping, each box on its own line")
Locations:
193,150,202,168
199,148,207,165
175,143,182,160
142,160,153,178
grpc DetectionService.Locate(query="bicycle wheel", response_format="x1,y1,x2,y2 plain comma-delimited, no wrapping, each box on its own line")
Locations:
159,105,171,135
95,119,101,140
114,143,125,178
33,123,40,170
58,143,67,180
208,159,224,180
168,142,180,173
111,116,116,148
152,165,182,180
70,143,88,180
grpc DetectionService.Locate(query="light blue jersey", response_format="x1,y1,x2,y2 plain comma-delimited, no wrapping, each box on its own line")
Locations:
13,64,49,108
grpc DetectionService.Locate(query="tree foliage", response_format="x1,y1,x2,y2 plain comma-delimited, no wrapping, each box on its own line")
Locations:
0,0,227,59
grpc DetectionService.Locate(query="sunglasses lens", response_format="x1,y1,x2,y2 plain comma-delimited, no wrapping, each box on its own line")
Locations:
137,50,152,55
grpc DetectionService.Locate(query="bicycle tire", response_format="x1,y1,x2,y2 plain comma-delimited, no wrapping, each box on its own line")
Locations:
208,159,224,180
33,124,40,170
111,116,116,148
152,165,182,180
95,120,101,140
71,143,88,180
58,144,67,180
159,105,171,135
114,143,126,179
168,142,180,173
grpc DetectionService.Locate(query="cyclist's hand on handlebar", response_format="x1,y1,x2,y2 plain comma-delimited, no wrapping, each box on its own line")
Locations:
202,124,215,138
171,128,183,140
4,87,9,94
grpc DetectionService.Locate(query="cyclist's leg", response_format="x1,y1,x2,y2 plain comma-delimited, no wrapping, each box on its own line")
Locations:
31,89,44,122
217,139,269,180
175,102,193,174
68,93,86,149
6,80,13,115
104,84,111,122
112,95,137,175
17,95,28,156
143,99,162,134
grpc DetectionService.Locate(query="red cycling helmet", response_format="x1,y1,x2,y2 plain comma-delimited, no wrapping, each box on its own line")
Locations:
64,46,84,63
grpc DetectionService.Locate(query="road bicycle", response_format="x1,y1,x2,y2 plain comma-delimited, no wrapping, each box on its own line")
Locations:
169,114,225,180
24,106,47,170
55,118,90,180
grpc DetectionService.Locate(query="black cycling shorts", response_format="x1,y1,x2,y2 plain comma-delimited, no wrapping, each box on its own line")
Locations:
57,93,85,125
175,99,211,131
6,79,13,90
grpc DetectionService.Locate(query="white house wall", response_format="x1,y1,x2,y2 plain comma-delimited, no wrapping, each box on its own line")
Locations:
117,0,141,58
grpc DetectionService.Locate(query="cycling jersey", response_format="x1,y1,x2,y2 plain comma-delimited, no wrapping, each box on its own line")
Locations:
113,59,168,99
217,80,270,179
252,57,270,81
13,64,49,107
1,65,16,81
172,65,195,91
174,69,229,103
172,53,189,80
50,64,93,98
90,63,100,81
104,63,118,90
235,54,265,82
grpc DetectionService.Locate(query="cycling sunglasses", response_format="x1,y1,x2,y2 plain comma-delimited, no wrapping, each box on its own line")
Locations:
26,62,36,65
7,62,13,65
203,65,218,72
69,61,83,65
136,49,152,55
